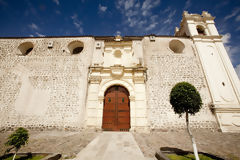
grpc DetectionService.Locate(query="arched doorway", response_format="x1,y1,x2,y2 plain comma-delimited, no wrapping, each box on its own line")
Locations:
102,85,130,131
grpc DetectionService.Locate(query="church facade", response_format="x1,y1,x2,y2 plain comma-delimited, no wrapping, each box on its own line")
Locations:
0,11,240,132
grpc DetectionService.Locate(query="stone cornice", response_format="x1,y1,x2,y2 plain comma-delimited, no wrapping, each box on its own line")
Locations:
89,65,147,71
215,107,240,113
192,35,223,42
89,65,147,84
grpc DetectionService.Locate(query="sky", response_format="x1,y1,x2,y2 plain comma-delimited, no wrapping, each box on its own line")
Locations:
0,0,240,79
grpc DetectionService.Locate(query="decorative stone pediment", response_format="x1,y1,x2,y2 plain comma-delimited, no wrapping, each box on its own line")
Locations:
103,40,136,67
110,65,124,78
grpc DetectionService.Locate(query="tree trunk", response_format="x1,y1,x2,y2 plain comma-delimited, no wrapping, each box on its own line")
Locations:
12,152,16,160
12,148,19,160
186,112,199,160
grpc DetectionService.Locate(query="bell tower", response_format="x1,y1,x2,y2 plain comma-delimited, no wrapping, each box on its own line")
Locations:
176,11,240,132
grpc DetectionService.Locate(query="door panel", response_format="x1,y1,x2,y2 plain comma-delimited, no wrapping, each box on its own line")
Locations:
102,85,130,131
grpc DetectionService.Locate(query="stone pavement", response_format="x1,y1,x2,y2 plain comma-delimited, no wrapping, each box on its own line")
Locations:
72,132,146,160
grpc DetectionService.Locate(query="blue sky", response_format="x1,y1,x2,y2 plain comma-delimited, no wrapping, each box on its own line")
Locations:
0,0,240,79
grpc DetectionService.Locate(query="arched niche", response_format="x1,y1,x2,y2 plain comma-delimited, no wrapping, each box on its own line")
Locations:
18,42,34,55
169,40,185,53
68,41,84,54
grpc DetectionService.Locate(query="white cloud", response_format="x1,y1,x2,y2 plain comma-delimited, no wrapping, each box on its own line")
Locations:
225,45,240,64
127,17,138,27
163,6,171,13
184,0,191,10
142,0,160,10
163,10,176,24
141,0,160,16
71,14,84,34
224,7,240,21
115,0,161,33
124,0,135,10
29,34,34,37
99,4,107,13
52,0,59,5
221,33,236,63
235,15,240,22
235,64,240,79
125,9,138,17
29,23,39,30
35,32,45,37
146,22,158,31
222,33,231,44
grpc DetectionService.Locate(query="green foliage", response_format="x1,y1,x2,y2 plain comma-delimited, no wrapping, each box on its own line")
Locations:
167,154,191,160
167,154,216,160
170,82,202,116
5,127,29,151
186,154,215,160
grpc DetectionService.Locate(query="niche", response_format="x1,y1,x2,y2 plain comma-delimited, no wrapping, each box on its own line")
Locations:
169,40,185,53
68,41,84,54
114,50,122,58
18,42,34,55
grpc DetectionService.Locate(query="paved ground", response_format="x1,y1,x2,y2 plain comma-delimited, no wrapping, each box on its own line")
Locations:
133,129,240,160
0,129,240,160
72,132,145,160
0,130,99,159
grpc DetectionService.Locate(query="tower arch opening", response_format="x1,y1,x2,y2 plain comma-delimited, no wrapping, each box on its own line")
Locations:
196,25,206,35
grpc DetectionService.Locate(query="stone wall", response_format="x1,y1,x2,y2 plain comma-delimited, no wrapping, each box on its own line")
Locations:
143,37,218,130
0,37,94,130
0,36,220,131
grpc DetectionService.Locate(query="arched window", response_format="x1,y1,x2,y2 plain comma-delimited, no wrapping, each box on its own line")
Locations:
68,41,84,54
18,42,34,55
196,25,206,35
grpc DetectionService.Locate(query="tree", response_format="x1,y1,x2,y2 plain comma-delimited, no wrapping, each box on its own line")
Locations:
170,82,202,160
5,127,29,160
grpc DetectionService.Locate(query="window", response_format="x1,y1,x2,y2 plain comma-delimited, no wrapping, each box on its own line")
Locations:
169,40,185,53
73,47,83,54
18,42,34,55
68,41,84,54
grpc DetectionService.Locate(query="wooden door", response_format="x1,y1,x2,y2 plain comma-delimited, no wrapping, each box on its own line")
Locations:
102,85,130,131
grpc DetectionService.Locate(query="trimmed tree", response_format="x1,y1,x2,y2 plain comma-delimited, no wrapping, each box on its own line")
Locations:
5,127,29,160
170,82,202,160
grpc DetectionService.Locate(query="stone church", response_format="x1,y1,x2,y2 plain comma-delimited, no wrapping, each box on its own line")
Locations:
0,11,240,132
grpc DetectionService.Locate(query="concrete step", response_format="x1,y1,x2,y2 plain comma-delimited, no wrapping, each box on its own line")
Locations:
73,132,146,160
